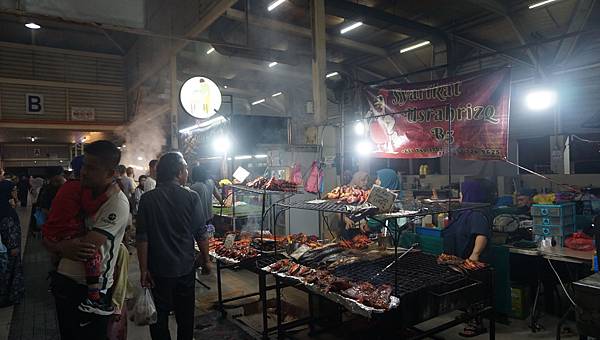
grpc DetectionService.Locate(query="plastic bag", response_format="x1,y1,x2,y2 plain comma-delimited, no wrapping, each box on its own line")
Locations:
305,161,323,194
565,232,595,252
132,288,157,326
291,163,303,185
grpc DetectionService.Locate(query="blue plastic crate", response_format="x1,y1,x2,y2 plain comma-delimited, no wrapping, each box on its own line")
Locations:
531,203,576,226
416,226,443,238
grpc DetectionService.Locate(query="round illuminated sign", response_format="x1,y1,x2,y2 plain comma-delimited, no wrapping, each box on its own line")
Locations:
179,76,222,119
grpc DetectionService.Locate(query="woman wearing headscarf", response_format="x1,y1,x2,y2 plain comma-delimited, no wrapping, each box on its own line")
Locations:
442,179,495,337
375,168,400,191
348,171,369,190
0,175,25,307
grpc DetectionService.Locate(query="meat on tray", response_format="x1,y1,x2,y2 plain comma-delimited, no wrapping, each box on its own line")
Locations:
325,186,370,204
214,240,258,261
266,259,394,310
246,176,298,192
437,253,487,271
339,234,372,250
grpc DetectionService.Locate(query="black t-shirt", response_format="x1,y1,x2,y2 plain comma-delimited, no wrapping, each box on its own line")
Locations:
442,210,492,261
136,181,207,278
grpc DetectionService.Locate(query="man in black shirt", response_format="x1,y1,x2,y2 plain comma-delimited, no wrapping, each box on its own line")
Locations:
136,152,208,340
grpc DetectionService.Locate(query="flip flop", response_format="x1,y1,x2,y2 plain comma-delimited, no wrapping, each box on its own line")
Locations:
459,325,487,338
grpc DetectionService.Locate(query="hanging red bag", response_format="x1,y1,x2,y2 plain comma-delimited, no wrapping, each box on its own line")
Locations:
291,163,303,185
305,161,323,194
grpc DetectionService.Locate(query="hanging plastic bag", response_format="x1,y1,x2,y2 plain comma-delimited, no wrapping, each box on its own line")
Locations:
133,288,157,326
305,161,323,194
291,163,303,185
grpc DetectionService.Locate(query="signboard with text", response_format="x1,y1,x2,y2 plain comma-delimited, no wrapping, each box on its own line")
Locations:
364,68,511,160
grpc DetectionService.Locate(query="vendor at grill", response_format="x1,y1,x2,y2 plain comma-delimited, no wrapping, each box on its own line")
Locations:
443,179,495,263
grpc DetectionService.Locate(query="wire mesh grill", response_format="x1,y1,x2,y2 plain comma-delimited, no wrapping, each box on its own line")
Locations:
278,200,350,213
230,184,299,195
332,252,466,297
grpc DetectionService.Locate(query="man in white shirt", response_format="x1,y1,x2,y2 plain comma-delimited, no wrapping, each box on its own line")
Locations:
45,141,129,340
144,159,158,191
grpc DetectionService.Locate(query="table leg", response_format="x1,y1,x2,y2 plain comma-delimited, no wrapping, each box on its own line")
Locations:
259,272,268,339
555,305,575,340
276,277,283,340
217,260,224,315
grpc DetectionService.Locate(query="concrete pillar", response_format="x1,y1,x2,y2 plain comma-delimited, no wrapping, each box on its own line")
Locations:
170,55,179,150
310,0,327,125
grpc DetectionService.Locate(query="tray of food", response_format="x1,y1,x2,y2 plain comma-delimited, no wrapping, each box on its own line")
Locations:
325,186,370,204
263,259,399,318
211,239,260,264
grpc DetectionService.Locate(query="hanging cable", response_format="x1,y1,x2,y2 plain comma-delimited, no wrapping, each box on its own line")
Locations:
572,135,600,143
547,259,578,308
503,158,580,192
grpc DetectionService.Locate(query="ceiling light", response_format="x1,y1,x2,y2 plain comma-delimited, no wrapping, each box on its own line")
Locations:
234,155,252,160
525,88,557,111
252,98,266,105
137,156,144,161
272,92,282,97
122,144,126,148
355,140,373,156
25,22,41,30
340,22,363,34
223,85,228,89
214,135,231,154
206,47,215,54
254,154,268,159
529,0,559,9
179,116,227,134
59,160,63,163
267,0,285,11
268,61,278,68
400,41,431,53
354,121,365,135
326,72,339,78
30,137,36,142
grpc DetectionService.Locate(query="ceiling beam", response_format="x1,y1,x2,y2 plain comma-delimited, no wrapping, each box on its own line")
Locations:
552,0,596,65
127,0,237,94
223,8,388,58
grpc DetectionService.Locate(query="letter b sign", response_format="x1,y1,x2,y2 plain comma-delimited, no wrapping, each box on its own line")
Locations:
26,93,44,115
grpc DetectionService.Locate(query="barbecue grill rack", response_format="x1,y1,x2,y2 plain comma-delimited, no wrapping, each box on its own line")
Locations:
230,184,300,195
276,200,489,218
332,252,468,297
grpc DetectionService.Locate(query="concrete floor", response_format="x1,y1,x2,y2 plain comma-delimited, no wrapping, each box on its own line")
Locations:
0,198,584,339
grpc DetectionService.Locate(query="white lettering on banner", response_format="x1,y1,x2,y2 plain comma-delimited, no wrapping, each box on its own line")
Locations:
26,94,44,114
367,185,397,213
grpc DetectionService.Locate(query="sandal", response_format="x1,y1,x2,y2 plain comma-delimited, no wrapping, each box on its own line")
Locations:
459,324,487,338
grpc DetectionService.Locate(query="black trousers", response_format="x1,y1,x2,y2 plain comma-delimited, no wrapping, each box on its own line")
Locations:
50,272,110,340
150,271,195,340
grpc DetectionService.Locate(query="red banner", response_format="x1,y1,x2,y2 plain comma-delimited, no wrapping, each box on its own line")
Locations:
364,68,511,160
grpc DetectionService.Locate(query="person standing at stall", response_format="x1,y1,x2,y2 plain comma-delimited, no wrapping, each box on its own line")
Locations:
442,178,495,337
136,152,208,340
16,176,30,207
144,160,158,192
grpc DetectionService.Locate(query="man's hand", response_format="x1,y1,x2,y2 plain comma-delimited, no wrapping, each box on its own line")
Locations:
468,254,480,262
141,270,154,288
60,238,97,262
201,262,212,275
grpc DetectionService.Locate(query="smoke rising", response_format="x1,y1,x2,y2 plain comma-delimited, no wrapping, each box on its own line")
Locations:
117,106,168,174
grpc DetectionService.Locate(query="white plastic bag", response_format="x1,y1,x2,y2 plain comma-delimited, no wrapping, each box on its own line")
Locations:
133,288,157,326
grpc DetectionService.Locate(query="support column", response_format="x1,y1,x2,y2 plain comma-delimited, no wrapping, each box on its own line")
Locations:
310,0,327,125
170,55,179,150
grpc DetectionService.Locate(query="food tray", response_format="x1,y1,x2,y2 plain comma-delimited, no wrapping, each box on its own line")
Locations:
262,264,400,318
209,250,261,265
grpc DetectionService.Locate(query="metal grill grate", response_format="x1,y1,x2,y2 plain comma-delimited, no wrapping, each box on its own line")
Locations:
278,200,350,213
332,252,465,297
230,184,299,195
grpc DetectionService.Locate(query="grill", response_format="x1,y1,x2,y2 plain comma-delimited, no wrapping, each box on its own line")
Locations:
278,200,350,213
230,184,299,195
332,252,466,296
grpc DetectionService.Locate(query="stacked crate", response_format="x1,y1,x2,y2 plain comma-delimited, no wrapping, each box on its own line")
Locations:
531,202,576,246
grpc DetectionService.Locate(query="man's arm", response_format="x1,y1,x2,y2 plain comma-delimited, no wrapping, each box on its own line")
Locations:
136,196,154,287
469,235,488,262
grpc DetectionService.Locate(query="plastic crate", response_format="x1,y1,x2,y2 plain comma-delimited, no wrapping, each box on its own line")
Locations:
531,203,575,218
532,224,575,237
418,234,444,255
416,226,443,238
